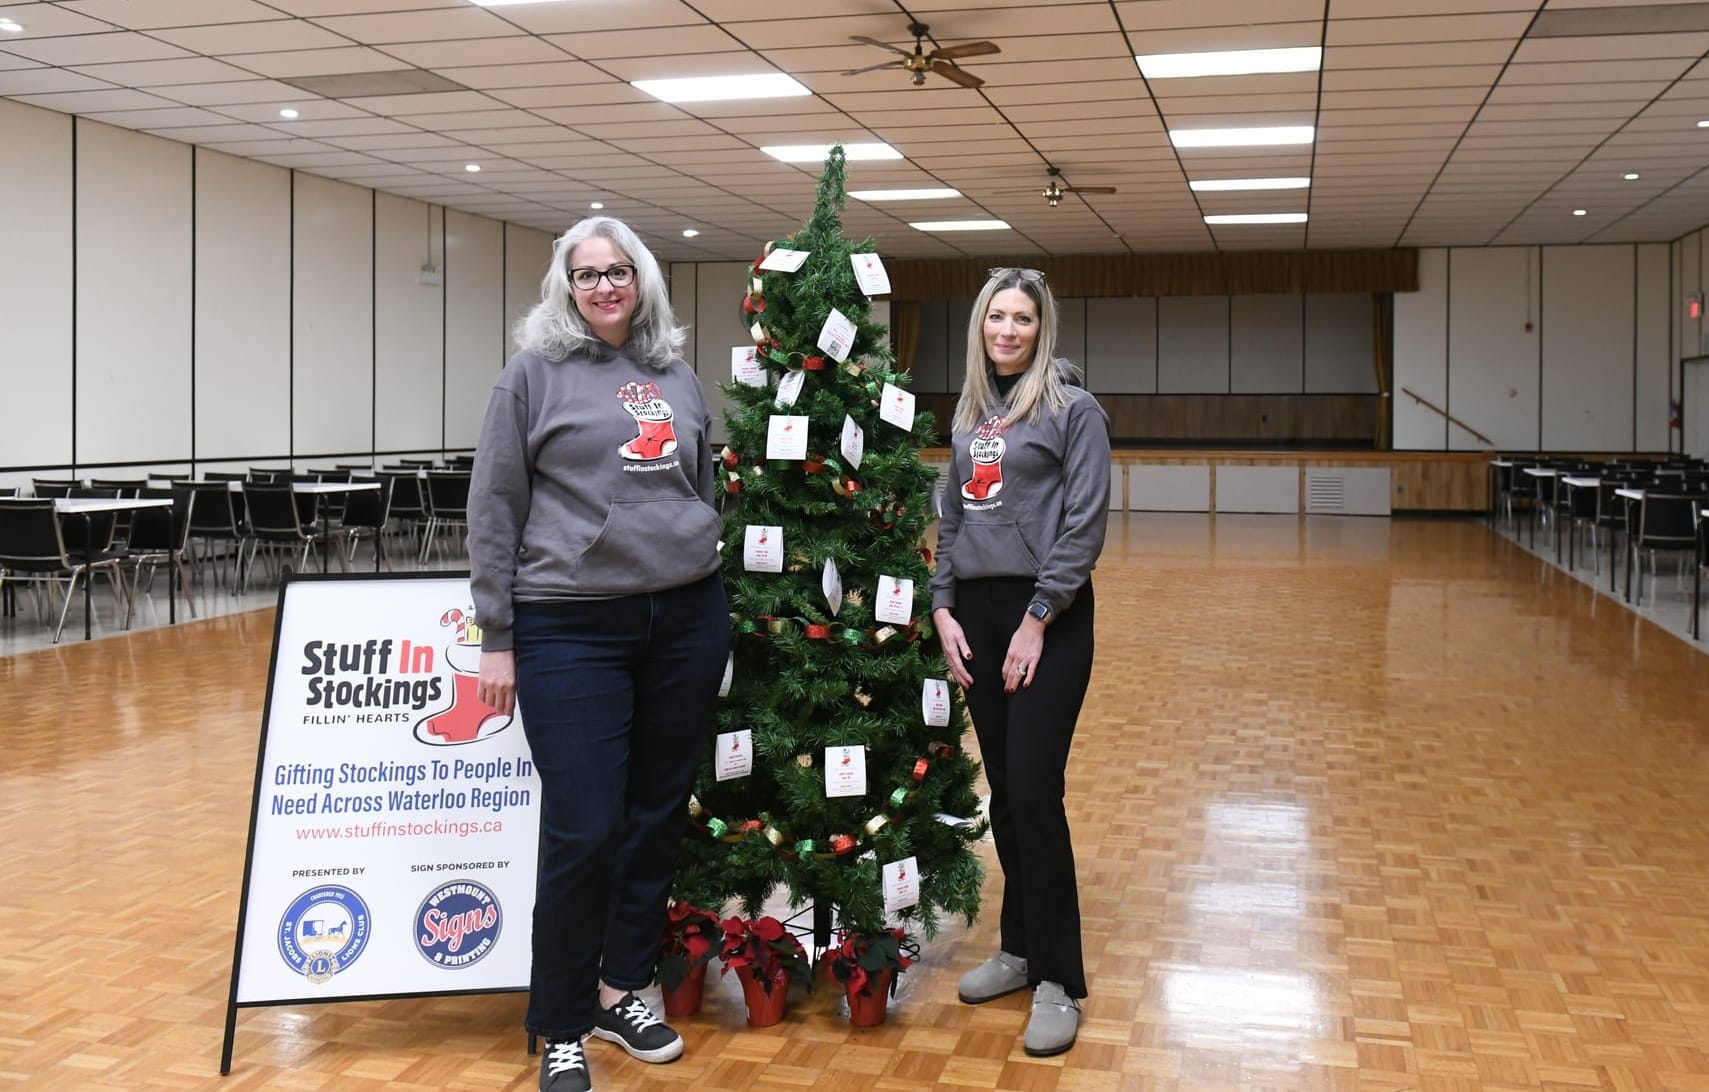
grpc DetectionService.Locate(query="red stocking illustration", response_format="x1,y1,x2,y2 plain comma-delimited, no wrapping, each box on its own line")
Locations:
962,416,1009,501
617,380,678,460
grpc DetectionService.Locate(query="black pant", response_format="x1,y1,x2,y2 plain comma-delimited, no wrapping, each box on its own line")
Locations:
512,573,730,1040
956,576,1094,999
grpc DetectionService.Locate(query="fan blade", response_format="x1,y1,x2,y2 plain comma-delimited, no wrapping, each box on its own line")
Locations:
933,40,1000,61
850,35,911,56
931,60,984,89
1066,186,1118,195
842,59,904,77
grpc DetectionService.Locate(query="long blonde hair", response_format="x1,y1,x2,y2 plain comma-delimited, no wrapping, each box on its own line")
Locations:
513,216,685,368
952,269,1082,434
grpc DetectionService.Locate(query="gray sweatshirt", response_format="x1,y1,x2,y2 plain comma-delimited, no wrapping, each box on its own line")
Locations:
468,347,722,651
929,384,1111,618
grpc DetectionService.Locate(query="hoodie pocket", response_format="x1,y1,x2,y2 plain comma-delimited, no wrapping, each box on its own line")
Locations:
575,497,721,592
957,517,1041,576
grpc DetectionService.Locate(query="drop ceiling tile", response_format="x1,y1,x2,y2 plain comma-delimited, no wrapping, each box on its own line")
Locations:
308,7,524,45
379,36,575,69
0,5,117,37
71,56,259,87
2,30,191,65
150,19,350,55
0,67,112,94
12,86,180,111
54,0,281,28
543,25,737,60
227,47,413,79
148,79,309,106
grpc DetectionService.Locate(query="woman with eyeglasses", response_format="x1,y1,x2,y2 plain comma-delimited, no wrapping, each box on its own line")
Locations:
468,216,729,1092
930,266,1110,1058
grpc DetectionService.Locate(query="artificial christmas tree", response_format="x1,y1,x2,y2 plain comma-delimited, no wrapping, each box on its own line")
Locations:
672,146,986,959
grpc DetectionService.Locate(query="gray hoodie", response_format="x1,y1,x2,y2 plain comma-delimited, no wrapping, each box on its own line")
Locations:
468,348,722,651
929,384,1111,619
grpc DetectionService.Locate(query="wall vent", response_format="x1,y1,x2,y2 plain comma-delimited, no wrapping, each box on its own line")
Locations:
1306,474,1346,513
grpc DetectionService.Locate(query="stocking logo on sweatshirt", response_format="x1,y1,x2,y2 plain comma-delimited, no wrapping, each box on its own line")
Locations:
962,415,1010,501
617,380,678,461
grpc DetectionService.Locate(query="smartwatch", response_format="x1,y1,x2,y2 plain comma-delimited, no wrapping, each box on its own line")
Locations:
1026,601,1052,625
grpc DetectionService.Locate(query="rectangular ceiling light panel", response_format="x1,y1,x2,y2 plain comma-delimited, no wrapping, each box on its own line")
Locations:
1138,47,1322,79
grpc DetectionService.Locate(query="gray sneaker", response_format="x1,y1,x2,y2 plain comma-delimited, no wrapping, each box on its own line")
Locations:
1023,981,1080,1056
957,951,1029,1004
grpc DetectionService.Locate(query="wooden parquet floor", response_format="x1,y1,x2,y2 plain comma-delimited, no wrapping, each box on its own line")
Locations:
3,514,1708,1091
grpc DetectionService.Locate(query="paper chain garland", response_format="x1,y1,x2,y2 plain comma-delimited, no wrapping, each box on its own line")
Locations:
688,741,959,862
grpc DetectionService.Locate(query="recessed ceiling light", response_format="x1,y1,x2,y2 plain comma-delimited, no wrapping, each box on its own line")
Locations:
910,219,1011,232
1572,208,1587,216
761,142,901,163
1170,126,1315,149
1623,172,1640,180
0,18,23,33
278,108,300,119
1138,46,1322,79
1204,213,1308,225
633,73,810,104
464,163,481,172
682,228,700,237
589,201,604,209
848,188,961,201
1190,177,1310,191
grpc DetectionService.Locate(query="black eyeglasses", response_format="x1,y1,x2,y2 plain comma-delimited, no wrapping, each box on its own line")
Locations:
569,264,636,290
988,266,1046,284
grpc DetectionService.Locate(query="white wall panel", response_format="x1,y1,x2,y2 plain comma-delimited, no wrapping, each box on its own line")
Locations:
1231,295,1302,393
1636,243,1672,452
1159,296,1229,393
505,223,553,359
1394,248,1448,449
1541,245,1633,451
76,122,192,465
444,210,503,450
1448,247,1538,451
293,174,373,457
1056,297,1086,370
1085,297,1157,393
195,150,289,462
375,195,443,454
0,100,73,470
1306,293,1376,393
690,262,751,446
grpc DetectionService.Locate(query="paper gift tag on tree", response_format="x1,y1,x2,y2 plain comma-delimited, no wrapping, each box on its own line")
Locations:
716,729,753,781
850,253,890,296
759,247,809,272
744,525,783,572
922,678,950,726
817,308,857,363
840,415,864,469
876,575,913,625
883,856,920,915
766,415,809,460
823,558,843,616
773,368,806,409
732,346,766,387
824,745,866,798
719,653,734,697
879,382,915,431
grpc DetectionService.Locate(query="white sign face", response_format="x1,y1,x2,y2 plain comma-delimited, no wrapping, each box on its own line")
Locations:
759,247,809,272
234,577,541,1004
875,575,914,626
840,415,864,470
731,346,766,388
882,856,920,915
850,252,891,296
824,745,867,798
744,524,783,572
823,558,843,616
922,678,951,726
773,369,806,409
715,730,753,782
765,414,809,461
817,308,857,363
879,382,916,431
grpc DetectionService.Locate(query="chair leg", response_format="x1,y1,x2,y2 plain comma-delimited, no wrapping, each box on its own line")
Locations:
52,570,81,644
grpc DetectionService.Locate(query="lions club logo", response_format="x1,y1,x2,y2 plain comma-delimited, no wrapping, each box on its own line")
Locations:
414,607,513,746
414,879,503,969
278,885,371,984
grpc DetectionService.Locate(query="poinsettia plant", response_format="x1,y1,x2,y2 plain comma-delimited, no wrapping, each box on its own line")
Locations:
718,916,813,996
828,928,919,998
658,900,723,991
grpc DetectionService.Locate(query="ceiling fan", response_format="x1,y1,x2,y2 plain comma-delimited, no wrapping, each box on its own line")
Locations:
842,21,1000,89
1004,167,1119,207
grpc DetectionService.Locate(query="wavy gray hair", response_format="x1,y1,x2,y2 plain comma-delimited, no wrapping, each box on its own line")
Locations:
952,269,1082,434
514,216,685,368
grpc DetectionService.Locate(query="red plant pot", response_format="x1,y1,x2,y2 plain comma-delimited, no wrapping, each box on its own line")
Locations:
734,965,789,1027
846,969,893,1027
661,962,707,1018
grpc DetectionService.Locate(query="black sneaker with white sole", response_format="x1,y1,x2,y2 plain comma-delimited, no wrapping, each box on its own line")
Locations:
590,992,684,1063
539,1038,591,1092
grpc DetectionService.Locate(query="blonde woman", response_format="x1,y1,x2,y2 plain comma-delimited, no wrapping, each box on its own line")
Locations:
929,267,1111,1057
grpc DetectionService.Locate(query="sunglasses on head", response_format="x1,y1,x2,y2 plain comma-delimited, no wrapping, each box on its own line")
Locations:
988,266,1046,284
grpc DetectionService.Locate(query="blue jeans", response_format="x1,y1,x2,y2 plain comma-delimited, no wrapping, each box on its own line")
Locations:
512,573,730,1040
